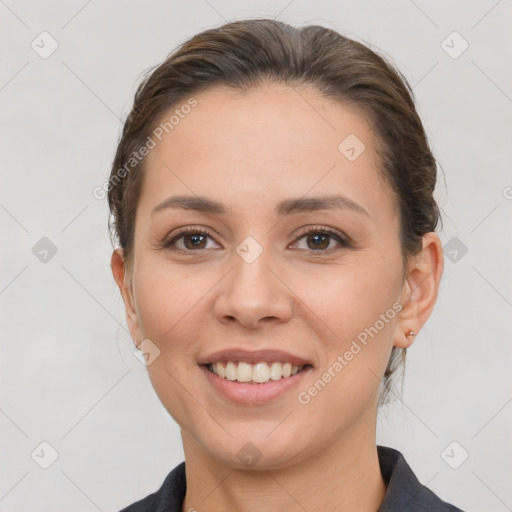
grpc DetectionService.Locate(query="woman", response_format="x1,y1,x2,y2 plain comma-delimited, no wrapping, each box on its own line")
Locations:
108,18,465,512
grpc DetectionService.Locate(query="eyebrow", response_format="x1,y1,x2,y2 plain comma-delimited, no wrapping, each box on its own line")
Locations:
151,194,370,218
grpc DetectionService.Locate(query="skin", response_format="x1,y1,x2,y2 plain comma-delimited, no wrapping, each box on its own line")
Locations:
111,83,444,512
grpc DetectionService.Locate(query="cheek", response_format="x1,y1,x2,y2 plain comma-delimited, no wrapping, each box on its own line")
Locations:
291,266,400,431
132,259,209,344
131,260,217,424
295,252,401,336
301,255,402,383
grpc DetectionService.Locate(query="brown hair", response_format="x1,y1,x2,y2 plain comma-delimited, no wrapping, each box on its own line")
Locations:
107,18,441,407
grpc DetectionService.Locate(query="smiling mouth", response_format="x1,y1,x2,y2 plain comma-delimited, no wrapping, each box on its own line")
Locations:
205,361,312,384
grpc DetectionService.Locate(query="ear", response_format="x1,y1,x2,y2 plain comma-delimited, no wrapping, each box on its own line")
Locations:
111,248,141,347
394,232,444,349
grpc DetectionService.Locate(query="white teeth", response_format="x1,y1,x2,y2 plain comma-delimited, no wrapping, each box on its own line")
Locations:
269,362,283,380
225,361,237,381
252,362,270,383
216,362,225,378
210,361,305,383
237,362,252,382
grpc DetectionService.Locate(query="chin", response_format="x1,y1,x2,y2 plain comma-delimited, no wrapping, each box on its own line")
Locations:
198,428,309,471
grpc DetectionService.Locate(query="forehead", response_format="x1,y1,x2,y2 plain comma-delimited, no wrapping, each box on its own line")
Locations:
150,83,375,164
138,83,397,222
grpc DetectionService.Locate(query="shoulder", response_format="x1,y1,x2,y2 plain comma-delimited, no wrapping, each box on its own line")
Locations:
118,462,186,512
377,445,466,511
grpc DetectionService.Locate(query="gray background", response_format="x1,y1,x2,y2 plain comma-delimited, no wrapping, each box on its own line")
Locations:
1,1,511,511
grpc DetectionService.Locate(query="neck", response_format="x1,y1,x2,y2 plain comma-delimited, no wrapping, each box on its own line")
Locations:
181,424,387,512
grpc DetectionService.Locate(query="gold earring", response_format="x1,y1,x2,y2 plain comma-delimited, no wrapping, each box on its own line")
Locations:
406,330,416,338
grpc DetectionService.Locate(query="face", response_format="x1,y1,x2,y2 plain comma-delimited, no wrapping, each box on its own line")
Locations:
113,84,420,470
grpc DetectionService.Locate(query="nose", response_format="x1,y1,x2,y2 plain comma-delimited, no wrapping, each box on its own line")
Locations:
213,243,293,330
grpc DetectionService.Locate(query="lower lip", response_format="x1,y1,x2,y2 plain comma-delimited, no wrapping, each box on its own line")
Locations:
200,365,312,404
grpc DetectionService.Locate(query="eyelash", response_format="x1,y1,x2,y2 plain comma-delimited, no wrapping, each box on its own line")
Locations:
160,225,351,254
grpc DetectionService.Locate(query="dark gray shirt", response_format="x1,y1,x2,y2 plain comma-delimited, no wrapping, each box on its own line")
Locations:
119,445,465,511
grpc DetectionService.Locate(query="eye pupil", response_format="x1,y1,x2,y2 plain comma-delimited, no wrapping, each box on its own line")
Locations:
185,233,207,249
308,233,329,250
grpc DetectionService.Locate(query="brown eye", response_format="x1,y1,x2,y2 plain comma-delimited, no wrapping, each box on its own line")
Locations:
162,228,219,251
305,233,331,250
292,227,350,253
161,226,350,254
180,232,208,250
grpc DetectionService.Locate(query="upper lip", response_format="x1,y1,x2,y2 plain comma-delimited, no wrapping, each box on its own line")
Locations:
198,348,313,367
